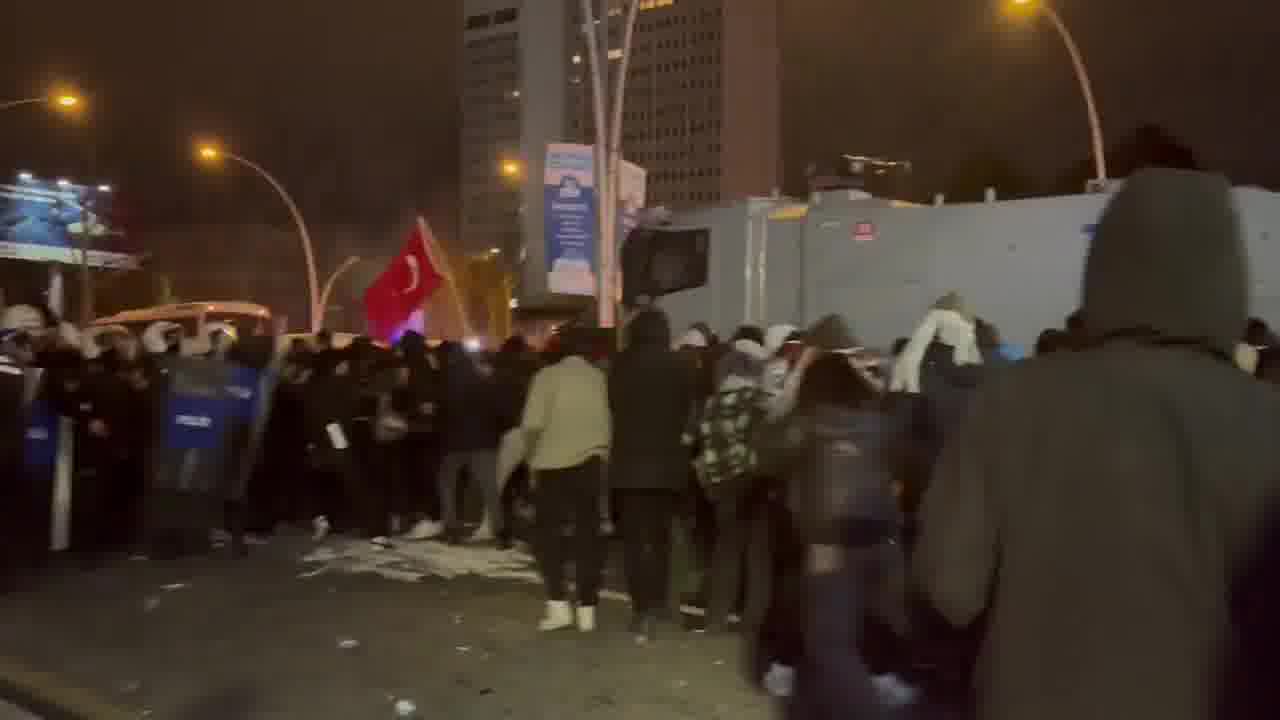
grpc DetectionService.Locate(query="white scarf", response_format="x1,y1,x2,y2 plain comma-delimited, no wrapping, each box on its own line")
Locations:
890,309,983,395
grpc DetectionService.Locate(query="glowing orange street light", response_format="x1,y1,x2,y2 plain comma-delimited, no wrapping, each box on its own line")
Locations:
500,160,523,178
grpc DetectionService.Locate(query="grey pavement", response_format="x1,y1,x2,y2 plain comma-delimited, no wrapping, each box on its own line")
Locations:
0,535,775,720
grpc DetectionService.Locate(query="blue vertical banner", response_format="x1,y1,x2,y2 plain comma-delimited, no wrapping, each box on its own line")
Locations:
544,143,598,296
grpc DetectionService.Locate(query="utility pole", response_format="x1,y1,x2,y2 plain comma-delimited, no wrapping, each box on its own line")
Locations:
579,0,640,329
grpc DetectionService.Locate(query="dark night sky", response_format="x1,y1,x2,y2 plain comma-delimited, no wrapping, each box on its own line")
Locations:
3,0,1279,255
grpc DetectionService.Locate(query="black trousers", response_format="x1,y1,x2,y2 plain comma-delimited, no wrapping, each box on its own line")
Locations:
306,447,374,537
397,432,442,522
618,488,678,617
3,460,51,591
534,458,604,605
494,466,524,538
707,481,774,630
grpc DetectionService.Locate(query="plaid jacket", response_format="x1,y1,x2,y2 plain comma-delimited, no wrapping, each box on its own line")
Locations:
689,385,769,490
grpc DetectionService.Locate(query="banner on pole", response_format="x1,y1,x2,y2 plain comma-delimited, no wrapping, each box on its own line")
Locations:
544,143,647,298
544,143,597,296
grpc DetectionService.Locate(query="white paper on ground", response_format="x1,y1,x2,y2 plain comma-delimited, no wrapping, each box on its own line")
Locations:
325,423,349,450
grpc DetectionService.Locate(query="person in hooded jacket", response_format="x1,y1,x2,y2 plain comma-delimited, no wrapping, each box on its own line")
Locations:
697,340,772,634
521,330,611,633
888,295,985,529
436,341,504,543
914,169,1280,720
757,352,914,719
299,349,371,541
395,332,446,541
492,336,539,548
609,308,694,643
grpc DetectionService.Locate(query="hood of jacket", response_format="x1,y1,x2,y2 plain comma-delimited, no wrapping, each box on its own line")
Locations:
626,309,672,351
1082,169,1247,357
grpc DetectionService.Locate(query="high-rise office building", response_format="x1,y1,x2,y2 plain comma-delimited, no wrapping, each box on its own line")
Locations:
460,0,781,302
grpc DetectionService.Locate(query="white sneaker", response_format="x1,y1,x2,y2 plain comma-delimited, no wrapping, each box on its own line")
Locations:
312,515,331,542
763,663,795,698
872,674,920,707
576,605,596,632
370,536,393,549
402,518,443,541
538,600,574,632
470,523,495,543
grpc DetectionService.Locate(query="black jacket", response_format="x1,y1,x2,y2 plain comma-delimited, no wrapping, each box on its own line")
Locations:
439,344,502,453
914,169,1280,720
492,350,537,433
608,310,693,491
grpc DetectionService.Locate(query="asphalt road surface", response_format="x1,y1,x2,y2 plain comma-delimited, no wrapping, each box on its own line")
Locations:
0,535,776,719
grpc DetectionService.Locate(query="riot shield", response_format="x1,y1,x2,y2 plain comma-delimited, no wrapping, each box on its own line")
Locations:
145,356,235,537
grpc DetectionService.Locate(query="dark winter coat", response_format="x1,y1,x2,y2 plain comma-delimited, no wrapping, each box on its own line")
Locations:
438,343,502,453
492,342,539,433
913,169,1280,720
608,310,694,491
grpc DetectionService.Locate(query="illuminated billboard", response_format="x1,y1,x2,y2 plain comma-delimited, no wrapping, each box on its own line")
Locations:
0,177,139,269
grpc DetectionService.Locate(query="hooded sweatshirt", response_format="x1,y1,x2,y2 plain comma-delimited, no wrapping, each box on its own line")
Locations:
609,309,694,491
914,169,1280,720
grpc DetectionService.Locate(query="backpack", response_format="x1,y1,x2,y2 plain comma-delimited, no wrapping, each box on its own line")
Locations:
797,404,901,547
695,386,767,492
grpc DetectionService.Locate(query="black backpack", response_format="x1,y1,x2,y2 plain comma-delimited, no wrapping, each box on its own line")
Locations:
797,404,901,547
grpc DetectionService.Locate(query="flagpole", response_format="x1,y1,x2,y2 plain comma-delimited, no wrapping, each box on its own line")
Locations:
417,217,474,340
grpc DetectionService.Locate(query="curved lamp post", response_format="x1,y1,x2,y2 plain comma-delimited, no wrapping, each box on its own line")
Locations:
318,256,362,322
0,93,81,113
197,143,321,332
1008,0,1107,183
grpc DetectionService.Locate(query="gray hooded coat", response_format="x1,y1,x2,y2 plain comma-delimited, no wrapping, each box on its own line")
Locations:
914,169,1280,720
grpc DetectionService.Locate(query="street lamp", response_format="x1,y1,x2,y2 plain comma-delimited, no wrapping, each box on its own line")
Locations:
196,141,322,332
500,160,523,179
1005,0,1108,184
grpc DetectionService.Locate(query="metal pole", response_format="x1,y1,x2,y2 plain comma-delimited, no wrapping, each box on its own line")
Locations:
0,98,44,111
1043,6,1107,183
579,0,610,327
606,0,641,330
77,138,99,328
318,256,361,321
225,152,322,332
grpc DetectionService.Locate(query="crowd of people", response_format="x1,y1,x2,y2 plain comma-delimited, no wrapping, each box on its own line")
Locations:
3,168,1280,719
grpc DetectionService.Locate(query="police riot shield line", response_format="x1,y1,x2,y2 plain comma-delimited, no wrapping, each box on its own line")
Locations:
15,368,70,553
147,352,274,536
19,352,276,554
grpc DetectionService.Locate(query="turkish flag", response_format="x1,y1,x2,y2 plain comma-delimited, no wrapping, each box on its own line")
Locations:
363,218,443,342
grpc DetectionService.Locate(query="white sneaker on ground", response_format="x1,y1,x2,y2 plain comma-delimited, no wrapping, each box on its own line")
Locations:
370,536,393,549
872,674,920,707
763,663,795,698
576,605,596,632
312,516,331,542
402,518,443,541
538,600,574,632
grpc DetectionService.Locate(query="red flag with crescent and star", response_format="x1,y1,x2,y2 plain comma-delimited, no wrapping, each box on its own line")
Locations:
363,218,443,342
